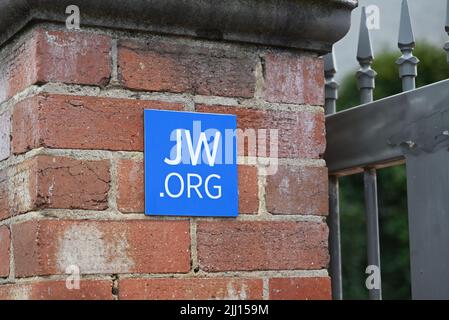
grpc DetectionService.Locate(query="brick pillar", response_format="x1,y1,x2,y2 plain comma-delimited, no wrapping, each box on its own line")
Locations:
0,1,354,300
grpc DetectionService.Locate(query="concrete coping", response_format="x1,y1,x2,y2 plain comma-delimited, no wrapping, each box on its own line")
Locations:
0,0,357,53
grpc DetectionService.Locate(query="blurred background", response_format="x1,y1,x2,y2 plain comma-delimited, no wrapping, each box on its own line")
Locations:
332,0,449,299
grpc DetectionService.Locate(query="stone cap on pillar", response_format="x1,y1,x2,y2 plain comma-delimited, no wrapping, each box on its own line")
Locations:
0,0,357,53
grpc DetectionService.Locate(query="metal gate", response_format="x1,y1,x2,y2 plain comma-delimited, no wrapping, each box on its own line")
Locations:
325,0,449,300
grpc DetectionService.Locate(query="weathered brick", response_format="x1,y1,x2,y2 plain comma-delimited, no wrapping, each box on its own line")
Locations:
12,220,190,277
0,170,8,220
0,225,10,277
119,278,263,300
0,32,37,103
238,165,259,214
262,52,324,105
197,221,329,272
8,159,38,215
266,165,328,215
0,29,111,103
8,155,110,215
0,280,113,300
117,159,144,213
118,39,257,98
269,277,331,300
35,30,111,86
12,94,183,154
0,112,10,161
196,105,325,159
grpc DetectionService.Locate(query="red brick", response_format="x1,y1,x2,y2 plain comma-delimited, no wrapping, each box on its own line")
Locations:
0,29,111,103
262,52,324,105
0,280,113,300
35,30,111,86
266,165,328,215
119,278,263,300
0,226,10,277
238,165,259,214
196,105,325,159
118,39,256,98
197,221,329,272
12,220,190,277
117,159,144,213
269,277,331,300
0,112,10,161
0,32,37,103
12,94,183,154
0,170,8,220
8,155,110,215
8,158,38,215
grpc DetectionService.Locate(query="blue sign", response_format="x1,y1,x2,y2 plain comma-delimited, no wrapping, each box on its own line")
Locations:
144,109,238,217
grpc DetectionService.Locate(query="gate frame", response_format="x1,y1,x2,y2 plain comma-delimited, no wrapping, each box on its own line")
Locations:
326,79,449,299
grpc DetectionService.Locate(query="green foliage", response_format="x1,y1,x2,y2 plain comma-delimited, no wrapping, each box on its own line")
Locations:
336,42,449,299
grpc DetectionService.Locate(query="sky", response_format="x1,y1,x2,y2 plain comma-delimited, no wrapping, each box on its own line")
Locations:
334,0,448,80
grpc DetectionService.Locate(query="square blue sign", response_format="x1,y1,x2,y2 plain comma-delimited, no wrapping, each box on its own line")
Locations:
144,109,238,217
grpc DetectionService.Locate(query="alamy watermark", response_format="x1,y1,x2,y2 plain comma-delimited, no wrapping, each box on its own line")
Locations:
65,265,80,290
365,265,381,291
66,5,80,30
365,5,380,31
165,121,279,176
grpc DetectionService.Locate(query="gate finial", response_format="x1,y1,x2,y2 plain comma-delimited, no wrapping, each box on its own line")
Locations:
396,0,419,91
357,7,377,104
324,48,338,115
